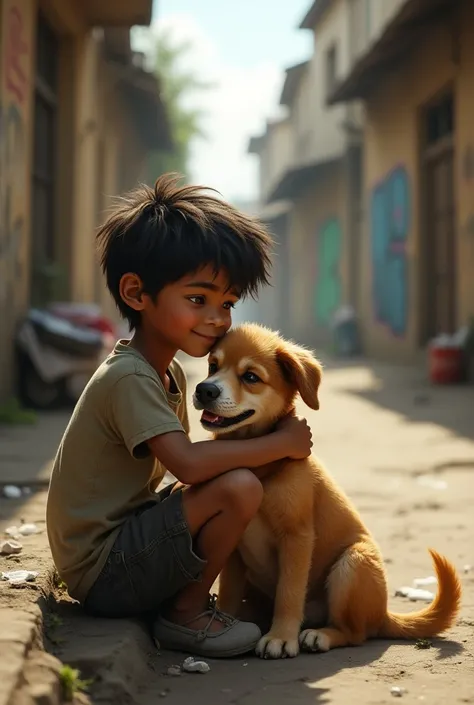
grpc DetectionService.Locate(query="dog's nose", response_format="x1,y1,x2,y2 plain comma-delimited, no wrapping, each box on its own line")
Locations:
195,382,221,402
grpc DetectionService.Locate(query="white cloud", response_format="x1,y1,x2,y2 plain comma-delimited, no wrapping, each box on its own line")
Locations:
133,14,284,203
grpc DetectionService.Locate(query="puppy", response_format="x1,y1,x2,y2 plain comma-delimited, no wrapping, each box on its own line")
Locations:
193,324,462,659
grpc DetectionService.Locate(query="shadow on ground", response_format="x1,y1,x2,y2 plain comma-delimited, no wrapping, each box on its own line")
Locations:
41,593,392,705
40,592,465,705
323,355,474,443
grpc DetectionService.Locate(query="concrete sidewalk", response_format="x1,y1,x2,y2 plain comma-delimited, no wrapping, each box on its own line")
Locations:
1,356,474,705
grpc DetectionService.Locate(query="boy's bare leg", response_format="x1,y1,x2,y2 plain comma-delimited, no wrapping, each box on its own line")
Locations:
163,468,263,630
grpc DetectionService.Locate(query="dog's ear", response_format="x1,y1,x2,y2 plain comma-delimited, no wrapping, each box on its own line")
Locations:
276,343,322,410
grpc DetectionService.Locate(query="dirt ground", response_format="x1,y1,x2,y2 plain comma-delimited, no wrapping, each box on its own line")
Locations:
1,355,474,705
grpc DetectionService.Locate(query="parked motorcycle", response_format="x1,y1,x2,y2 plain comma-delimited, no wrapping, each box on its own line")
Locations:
15,308,114,410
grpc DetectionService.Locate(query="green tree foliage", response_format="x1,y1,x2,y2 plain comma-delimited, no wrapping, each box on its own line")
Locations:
148,29,212,181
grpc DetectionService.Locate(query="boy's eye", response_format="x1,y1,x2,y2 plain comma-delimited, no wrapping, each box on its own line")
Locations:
208,361,218,375
223,301,236,310
241,371,261,384
189,296,205,305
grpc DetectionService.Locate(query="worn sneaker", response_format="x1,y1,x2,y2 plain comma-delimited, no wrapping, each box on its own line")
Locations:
153,594,261,658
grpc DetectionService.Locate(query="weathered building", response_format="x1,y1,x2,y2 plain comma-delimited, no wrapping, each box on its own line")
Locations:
0,0,170,400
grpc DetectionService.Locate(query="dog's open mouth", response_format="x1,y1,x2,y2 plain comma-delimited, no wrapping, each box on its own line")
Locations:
200,409,255,429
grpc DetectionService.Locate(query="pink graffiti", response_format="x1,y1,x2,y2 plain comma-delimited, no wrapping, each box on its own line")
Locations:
5,5,28,104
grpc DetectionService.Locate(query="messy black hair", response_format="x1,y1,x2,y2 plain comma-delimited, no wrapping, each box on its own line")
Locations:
96,173,274,330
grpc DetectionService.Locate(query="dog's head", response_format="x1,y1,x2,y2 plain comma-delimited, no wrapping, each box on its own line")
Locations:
193,324,322,438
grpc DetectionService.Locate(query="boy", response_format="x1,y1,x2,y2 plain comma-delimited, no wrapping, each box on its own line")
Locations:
46,174,312,658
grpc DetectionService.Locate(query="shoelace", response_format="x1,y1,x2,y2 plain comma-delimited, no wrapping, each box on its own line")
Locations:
183,593,236,642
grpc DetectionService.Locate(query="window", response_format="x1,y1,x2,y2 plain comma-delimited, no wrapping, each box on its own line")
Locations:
426,93,454,146
325,44,338,98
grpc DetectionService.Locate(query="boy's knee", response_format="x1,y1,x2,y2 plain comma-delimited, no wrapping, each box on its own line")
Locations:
218,468,263,518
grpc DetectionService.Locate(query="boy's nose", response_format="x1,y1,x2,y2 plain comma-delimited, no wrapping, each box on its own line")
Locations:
195,382,221,403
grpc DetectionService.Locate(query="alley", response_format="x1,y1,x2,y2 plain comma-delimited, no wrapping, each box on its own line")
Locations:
1,356,474,704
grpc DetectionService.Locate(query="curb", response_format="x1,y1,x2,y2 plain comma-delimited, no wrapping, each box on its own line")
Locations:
0,606,66,705
47,597,155,704
1,569,157,705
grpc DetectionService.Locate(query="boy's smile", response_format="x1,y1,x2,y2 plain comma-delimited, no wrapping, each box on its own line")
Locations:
192,331,221,345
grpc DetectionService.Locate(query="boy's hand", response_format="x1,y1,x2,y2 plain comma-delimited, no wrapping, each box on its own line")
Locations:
276,413,313,460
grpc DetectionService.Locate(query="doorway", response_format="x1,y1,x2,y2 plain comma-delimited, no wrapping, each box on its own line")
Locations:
421,90,456,342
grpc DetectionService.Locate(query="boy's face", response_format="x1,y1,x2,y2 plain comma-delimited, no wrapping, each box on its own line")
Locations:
143,265,240,357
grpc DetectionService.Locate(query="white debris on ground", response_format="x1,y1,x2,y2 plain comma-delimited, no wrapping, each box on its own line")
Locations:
1,569,38,584
395,586,435,602
5,523,40,538
166,666,182,677
416,476,448,491
166,657,211,677
1,485,32,499
390,686,406,697
0,539,23,556
2,485,22,499
182,656,211,673
395,575,438,602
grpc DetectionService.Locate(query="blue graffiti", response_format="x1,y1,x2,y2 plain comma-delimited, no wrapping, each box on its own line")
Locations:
370,166,410,336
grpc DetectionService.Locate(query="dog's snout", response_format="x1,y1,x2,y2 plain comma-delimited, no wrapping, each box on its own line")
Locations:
195,382,221,403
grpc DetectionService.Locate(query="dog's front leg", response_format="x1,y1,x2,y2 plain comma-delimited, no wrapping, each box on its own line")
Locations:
217,551,248,617
256,528,314,659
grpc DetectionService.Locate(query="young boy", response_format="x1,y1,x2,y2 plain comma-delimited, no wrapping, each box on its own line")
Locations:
46,174,312,658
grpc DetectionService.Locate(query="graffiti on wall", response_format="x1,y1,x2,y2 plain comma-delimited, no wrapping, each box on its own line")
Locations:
0,0,31,309
370,166,410,337
315,217,342,327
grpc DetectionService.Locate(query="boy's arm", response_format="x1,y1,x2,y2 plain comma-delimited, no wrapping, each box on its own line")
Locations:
147,414,312,485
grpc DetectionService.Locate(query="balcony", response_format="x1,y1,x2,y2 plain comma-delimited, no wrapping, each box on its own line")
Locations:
328,0,456,104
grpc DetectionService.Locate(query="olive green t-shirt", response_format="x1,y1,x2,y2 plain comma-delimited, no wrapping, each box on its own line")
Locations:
46,340,189,603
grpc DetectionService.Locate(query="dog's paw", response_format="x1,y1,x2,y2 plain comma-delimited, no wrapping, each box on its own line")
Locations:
299,629,330,653
256,633,300,659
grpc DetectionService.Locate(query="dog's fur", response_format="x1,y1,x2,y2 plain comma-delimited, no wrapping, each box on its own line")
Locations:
193,324,462,659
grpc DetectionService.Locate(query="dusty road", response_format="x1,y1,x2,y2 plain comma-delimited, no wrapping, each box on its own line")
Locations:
1,355,474,704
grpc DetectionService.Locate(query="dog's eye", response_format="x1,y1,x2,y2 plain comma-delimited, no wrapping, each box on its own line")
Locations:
241,371,261,384
208,361,218,375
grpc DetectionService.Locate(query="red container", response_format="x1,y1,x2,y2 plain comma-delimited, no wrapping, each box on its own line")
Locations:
429,345,464,384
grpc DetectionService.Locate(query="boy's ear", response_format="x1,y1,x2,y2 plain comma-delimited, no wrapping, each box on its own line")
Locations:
119,273,144,311
276,343,322,410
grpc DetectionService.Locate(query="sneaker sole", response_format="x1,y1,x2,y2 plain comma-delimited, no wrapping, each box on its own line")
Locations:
156,637,260,659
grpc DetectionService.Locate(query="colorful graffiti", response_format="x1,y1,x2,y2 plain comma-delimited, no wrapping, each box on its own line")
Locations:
370,166,410,337
315,217,342,327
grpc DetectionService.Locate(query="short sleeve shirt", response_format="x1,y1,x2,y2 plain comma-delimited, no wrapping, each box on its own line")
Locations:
46,340,189,603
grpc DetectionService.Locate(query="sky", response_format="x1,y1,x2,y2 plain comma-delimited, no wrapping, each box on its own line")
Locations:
132,0,313,203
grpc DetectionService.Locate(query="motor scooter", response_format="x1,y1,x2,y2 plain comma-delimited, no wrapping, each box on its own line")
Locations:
15,308,113,410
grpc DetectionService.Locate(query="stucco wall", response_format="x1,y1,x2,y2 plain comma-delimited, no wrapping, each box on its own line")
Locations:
0,0,154,400
0,0,35,399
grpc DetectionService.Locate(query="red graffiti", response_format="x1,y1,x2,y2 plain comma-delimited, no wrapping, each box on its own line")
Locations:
5,5,28,104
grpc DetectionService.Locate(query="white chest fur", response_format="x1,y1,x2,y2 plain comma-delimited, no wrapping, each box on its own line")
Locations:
238,514,279,597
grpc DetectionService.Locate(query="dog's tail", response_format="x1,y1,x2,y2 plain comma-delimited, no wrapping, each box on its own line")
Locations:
378,549,462,639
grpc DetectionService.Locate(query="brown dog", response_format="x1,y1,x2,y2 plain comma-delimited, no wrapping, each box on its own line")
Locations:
193,324,462,659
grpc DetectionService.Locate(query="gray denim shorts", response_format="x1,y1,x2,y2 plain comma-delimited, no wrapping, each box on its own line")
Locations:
84,483,206,618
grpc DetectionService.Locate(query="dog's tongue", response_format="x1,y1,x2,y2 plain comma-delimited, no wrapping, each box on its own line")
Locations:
201,410,223,424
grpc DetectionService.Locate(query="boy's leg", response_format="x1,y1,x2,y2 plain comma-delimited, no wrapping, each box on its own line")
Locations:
163,468,263,630
84,468,263,656
153,468,265,656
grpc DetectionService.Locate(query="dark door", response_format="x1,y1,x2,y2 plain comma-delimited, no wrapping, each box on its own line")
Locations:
425,147,456,337
421,91,456,341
